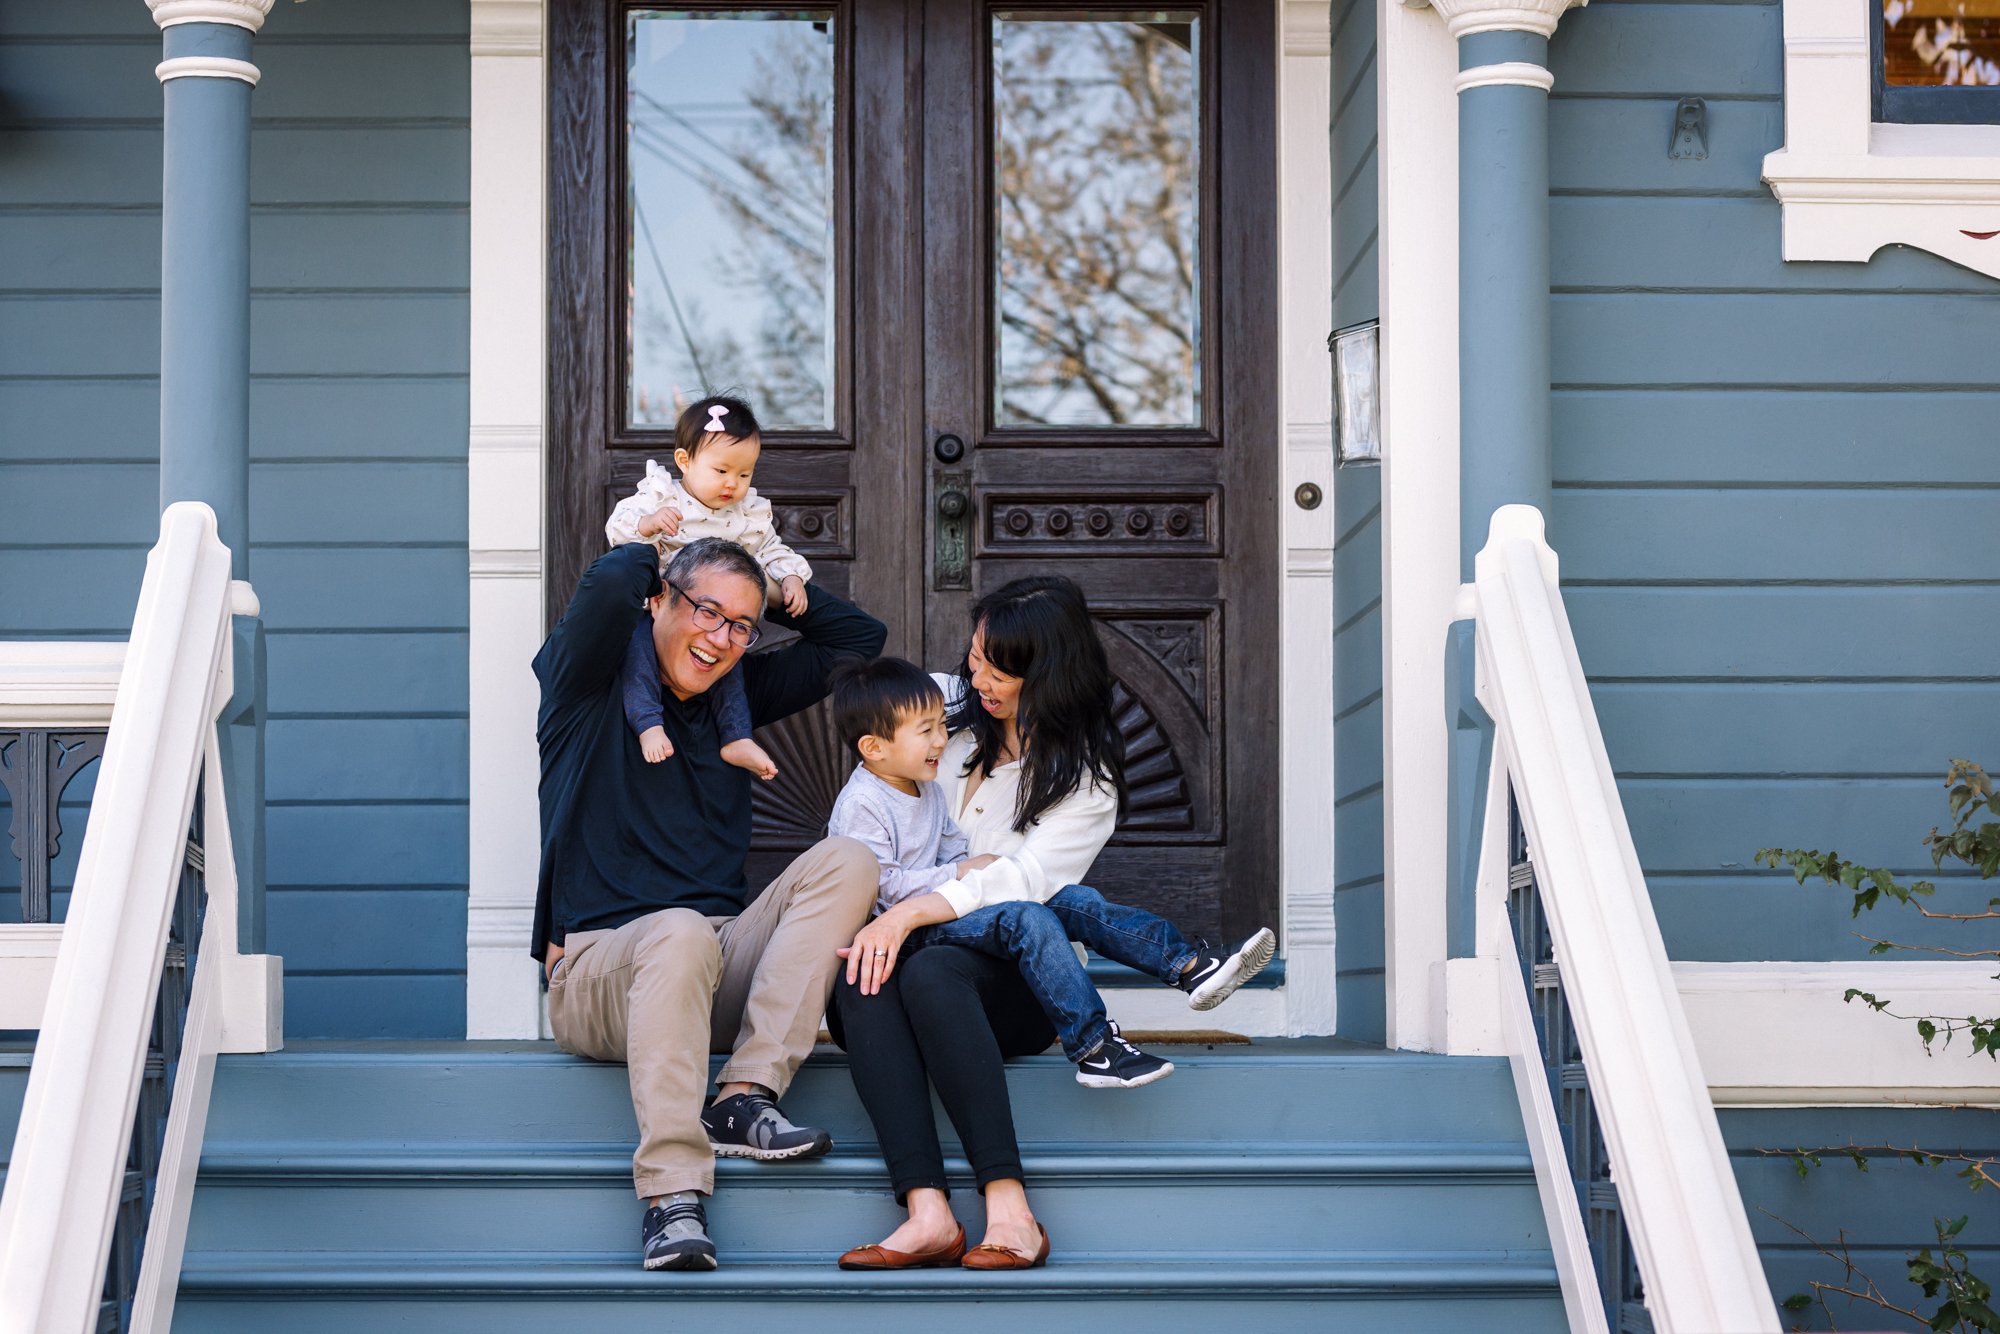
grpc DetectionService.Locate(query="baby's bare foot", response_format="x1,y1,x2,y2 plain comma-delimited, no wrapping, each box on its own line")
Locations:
721,737,778,780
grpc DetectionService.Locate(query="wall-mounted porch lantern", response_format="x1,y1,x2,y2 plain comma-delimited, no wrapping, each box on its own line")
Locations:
1330,318,1381,466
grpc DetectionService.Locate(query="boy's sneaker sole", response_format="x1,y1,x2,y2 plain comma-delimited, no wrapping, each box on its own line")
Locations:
708,1132,832,1162
1075,1058,1175,1090
1187,927,1277,1011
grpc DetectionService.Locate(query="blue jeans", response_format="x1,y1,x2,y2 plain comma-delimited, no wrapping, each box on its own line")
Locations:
907,884,1200,1061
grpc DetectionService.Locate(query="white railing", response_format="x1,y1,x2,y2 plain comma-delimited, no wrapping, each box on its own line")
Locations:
0,503,282,1334
1466,505,1777,1334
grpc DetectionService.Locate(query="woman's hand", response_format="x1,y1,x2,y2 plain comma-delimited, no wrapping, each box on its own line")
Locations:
839,893,956,995
954,853,1000,879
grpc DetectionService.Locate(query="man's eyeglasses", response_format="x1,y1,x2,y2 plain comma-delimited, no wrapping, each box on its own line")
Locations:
668,580,761,648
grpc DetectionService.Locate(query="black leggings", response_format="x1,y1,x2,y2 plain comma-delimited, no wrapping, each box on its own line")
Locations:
828,943,1057,1203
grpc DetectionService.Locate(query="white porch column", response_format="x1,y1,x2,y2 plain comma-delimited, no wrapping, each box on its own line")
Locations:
1377,0,1582,1051
465,0,548,1038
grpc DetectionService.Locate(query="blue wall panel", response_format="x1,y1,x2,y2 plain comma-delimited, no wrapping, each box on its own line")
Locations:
1329,0,1384,1041
0,0,470,1039
1546,0,2000,964
1721,1107,2000,1331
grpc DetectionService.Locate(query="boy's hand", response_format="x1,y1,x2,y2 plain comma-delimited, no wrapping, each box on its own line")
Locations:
780,575,808,616
637,505,682,539
639,725,673,763
954,854,1000,879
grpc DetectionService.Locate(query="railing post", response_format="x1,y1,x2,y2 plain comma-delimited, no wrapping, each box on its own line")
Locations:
1443,616,1494,959
149,0,273,954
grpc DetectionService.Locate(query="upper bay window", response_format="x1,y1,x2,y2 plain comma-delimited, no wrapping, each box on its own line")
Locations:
1762,0,2000,280
1877,0,2000,123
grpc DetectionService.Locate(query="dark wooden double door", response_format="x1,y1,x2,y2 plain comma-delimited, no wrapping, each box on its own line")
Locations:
549,0,1277,940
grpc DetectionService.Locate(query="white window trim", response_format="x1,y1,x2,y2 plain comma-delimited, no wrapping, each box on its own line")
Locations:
1764,0,2000,280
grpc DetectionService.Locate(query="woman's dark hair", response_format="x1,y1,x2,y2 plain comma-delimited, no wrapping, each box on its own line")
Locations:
951,575,1126,832
676,393,760,460
830,657,944,755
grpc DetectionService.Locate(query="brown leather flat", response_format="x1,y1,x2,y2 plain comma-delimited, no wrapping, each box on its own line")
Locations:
960,1222,1049,1271
837,1223,967,1270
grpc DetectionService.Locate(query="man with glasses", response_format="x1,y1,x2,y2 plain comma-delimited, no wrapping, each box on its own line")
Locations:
531,536,886,1271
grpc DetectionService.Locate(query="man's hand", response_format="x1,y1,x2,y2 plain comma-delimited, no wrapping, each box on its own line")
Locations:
954,854,1000,879
545,941,565,982
779,575,809,617
637,505,682,539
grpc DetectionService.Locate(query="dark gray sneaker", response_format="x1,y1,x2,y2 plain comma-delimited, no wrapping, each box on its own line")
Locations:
642,1195,717,1271
701,1092,833,1162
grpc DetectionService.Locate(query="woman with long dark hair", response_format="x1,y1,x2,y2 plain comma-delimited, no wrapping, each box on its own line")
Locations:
826,575,1272,1270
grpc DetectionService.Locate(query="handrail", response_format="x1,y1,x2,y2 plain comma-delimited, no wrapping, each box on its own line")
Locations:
1467,505,1777,1334
0,503,279,1334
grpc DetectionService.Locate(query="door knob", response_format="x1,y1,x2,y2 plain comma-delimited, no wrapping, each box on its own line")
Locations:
934,479,971,590
934,433,965,464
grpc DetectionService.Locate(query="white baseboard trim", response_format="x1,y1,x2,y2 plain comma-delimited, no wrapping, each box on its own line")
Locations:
1677,961,2000,1107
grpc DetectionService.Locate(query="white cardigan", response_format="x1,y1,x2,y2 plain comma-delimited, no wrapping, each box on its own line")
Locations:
603,459,813,585
929,705,1118,920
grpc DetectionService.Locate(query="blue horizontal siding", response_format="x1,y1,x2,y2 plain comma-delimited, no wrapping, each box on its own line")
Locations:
1329,0,1382,1042
1721,1107,2000,1332
0,0,470,1038
1547,0,2000,968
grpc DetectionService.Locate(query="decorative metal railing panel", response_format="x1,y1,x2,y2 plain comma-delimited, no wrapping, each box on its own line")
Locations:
0,729,107,923
1508,790,1652,1334
98,787,205,1334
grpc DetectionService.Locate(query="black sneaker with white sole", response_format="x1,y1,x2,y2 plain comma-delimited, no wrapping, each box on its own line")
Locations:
701,1091,833,1161
1074,1021,1175,1089
642,1195,718,1271
1176,926,1277,1012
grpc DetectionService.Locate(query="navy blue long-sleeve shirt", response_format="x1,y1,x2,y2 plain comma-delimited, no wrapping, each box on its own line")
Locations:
530,543,886,962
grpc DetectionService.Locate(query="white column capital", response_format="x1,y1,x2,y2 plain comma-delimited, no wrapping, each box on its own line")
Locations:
1400,0,1586,40
147,0,275,33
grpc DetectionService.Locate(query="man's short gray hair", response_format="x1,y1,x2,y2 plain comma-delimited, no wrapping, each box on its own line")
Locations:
666,537,765,609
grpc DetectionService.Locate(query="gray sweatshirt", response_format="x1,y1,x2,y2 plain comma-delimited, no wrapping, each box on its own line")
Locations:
826,765,971,915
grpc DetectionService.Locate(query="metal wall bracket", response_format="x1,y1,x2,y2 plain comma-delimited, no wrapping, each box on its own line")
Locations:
1670,97,1707,160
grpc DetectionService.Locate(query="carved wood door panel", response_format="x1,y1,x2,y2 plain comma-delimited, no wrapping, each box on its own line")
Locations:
550,0,1277,939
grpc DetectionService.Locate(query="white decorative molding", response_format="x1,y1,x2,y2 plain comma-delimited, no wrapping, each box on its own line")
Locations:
153,56,261,87
1455,62,1555,94
1278,17,1335,1036
472,0,544,58
467,1,550,1038
1403,0,1587,40
1764,0,2000,280
0,642,124,728
1282,0,1331,57
146,0,273,32
1679,961,2000,1107
1377,0,1460,1051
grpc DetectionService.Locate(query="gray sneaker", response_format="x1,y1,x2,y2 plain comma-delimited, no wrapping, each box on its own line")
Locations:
642,1194,717,1271
701,1091,833,1161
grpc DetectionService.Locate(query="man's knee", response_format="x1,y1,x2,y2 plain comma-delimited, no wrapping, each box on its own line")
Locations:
631,908,722,978
799,836,879,911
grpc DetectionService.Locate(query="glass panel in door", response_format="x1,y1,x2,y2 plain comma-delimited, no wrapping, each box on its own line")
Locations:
625,10,838,429
991,10,1203,427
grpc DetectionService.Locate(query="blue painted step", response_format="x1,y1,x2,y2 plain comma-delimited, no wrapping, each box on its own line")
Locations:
170,1040,1568,1331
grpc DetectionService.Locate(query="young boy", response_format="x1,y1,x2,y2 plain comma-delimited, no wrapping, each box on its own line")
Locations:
826,657,1276,1089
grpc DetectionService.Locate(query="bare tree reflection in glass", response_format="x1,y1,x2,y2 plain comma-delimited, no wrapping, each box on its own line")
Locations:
626,13,836,431
993,14,1203,428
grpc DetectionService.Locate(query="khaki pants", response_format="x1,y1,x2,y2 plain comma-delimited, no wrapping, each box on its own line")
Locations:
547,836,878,1198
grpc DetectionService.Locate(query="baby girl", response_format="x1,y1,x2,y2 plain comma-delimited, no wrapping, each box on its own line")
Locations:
605,394,811,779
